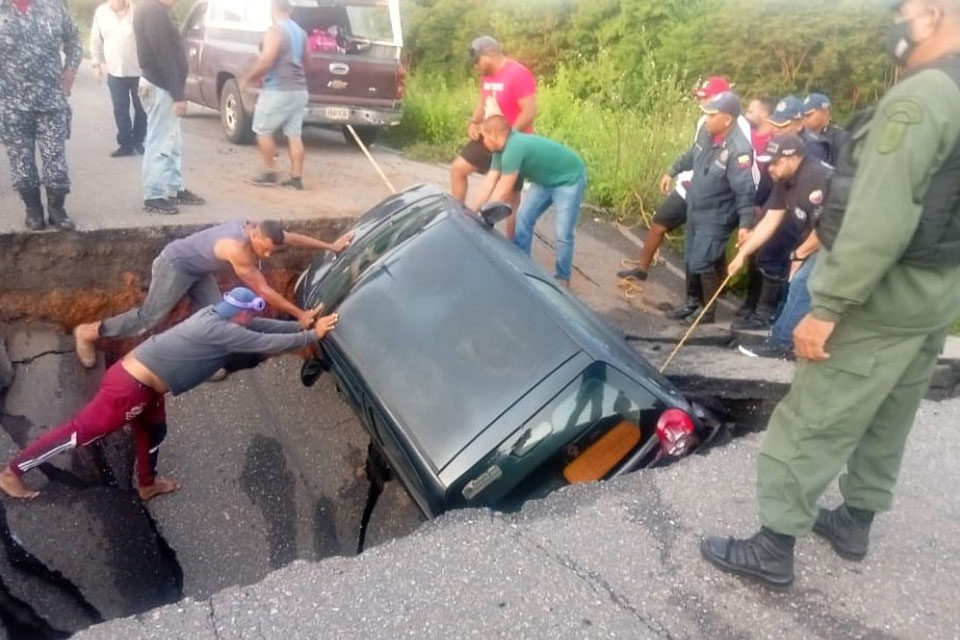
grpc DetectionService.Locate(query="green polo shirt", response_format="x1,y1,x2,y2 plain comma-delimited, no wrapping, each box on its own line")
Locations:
491,132,585,187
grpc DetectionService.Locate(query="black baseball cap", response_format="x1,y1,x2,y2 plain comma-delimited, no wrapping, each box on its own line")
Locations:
757,133,806,163
699,91,742,118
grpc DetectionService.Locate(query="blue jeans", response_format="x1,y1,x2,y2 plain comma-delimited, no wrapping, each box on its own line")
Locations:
140,80,184,200
513,171,587,281
771,253,817,346
107,75,146,149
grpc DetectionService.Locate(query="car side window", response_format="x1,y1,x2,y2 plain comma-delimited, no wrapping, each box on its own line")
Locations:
312,197,447,311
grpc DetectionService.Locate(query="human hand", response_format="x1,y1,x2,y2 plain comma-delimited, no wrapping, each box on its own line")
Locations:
331,230,355,253
173,101,188,117
62,69,77,96
313,313,339,339
93,64,104,81
793,313,835,362
468,121,481,141
789,259,803,280
728,252,746,277
659,174,673,195
737,228,751,248
238,77,249,92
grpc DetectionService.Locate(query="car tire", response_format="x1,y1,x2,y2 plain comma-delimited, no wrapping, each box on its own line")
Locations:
220,78,255,145
300,358,327,387
342,125,379,147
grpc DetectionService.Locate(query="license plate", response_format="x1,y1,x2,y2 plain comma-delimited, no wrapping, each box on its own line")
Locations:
325,107,350,121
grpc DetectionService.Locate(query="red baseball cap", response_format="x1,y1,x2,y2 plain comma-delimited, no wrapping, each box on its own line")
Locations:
694,76,731,99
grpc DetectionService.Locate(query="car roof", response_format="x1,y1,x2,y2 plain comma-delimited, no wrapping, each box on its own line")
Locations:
333,203,583,472
331,185,686,473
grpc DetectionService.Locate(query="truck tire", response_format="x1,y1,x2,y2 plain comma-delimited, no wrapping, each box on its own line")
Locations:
342,125,380,147
220,79,255,145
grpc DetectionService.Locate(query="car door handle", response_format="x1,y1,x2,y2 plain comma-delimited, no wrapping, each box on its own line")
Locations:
329,63,349,76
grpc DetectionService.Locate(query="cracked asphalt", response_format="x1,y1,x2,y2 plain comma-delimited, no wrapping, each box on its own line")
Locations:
4,65,960,639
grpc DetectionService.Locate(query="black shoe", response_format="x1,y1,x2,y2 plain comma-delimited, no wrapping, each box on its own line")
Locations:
700,528,795,588
19,187,45,231
681,307,715,326
732,313,771,331
280,176,303,190
110,146,135,157
738,339,793,360
45,188,76,230
735,304,755,319
143,198,180,215
134,143,145,155
173,189,205,205
813,504,872,561
616,267,647,280
247,172,278,187
665,300,699,321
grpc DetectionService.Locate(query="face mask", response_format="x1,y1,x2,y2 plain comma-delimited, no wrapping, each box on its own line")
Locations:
886,17,917,66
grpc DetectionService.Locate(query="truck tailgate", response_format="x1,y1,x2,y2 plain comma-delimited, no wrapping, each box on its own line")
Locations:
306,52,400,108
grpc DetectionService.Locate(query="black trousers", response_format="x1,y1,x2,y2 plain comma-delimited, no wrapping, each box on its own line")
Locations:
107,75,146,149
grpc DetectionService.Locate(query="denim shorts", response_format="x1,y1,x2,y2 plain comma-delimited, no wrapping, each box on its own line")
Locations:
252,89,309,137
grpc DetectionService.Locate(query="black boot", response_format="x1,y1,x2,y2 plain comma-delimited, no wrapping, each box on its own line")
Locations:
755,275,785,323
45,188,76,231
700,527,795,588
813,504,873,561
738,259,762,318
19,187,45,231
690,270,722,325
666,271,701,320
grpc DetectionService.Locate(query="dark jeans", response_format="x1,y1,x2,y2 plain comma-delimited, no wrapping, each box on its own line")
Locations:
107,75,146,149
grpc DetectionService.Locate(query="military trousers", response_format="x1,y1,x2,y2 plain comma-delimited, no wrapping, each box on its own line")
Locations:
0,105,71,191
757,320,947,537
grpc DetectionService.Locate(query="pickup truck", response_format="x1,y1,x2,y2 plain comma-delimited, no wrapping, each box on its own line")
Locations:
180,0,405,144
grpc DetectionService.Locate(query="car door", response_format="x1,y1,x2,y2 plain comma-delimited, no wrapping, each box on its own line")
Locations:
181,2,209,105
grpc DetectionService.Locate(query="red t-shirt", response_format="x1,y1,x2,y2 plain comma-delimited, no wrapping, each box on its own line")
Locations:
480,59,536,132
751,130,773,155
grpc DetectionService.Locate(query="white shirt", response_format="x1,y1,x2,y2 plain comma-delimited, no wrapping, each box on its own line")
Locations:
90,2,141,78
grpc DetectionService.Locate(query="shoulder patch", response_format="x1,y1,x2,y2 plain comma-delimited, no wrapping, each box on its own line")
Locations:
737,154,751,168
809,189,823,205
877,99,924,155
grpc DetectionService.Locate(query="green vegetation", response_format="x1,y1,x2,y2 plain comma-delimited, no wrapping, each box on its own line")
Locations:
389,0,892,225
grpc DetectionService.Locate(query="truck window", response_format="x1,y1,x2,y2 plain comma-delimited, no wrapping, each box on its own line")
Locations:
183,3,207,37
344,5,393,43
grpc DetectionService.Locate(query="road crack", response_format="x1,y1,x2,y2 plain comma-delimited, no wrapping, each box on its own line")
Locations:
510,527,679,640
207,599,221,640
10,350,75,367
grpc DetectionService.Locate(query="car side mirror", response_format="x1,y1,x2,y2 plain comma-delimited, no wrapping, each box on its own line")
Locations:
478,202,513,228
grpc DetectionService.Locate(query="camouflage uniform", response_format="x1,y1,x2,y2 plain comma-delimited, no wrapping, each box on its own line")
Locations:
0,0,82,229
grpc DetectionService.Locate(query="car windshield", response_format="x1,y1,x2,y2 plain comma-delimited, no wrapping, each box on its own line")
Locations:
309,196,446,311
451,362,668,511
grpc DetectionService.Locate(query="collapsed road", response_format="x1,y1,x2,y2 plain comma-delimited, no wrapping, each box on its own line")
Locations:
4,221,960,638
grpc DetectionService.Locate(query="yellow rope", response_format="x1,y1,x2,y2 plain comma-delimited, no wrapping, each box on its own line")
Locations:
658,272,734,374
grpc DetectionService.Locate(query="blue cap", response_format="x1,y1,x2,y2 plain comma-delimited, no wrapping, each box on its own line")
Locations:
214,287,266,318
767,95,804,127
802,93,831,114
699,91,742,118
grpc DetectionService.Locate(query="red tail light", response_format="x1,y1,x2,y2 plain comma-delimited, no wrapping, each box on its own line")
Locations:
396,64,406,100
656,408,696,457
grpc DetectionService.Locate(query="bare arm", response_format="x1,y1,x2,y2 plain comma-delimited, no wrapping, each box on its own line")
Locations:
217,239,311,325
793,229,821,260
468,169,503,211
467,94,485,139
727,209,786,275
241,27,282,87
512,95,537,132
283,230,354,253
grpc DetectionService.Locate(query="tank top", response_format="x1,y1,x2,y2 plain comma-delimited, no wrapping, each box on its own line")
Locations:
263,18,307,91
163,219,248,276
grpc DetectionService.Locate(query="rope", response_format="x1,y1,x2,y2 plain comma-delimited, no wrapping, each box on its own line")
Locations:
658,272,734,374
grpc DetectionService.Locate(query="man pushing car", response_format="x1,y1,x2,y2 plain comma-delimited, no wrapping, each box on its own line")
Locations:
0,287,338,501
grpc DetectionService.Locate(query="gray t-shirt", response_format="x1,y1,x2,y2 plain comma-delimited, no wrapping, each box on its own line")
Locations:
162,219,247,276
134,308,319,395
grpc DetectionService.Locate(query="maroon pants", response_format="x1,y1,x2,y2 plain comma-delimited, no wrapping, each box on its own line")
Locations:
7,361,166,488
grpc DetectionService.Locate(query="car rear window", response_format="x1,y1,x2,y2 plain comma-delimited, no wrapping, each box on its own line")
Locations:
451,362,668,511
